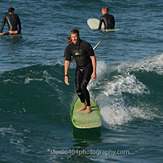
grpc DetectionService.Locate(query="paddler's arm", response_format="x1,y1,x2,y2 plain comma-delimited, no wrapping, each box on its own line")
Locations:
0,16,6,34
90,55,96,79
64,60,70,85
98,17,103,30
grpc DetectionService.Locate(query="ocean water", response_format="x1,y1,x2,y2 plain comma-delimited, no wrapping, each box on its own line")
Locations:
0,0,163,162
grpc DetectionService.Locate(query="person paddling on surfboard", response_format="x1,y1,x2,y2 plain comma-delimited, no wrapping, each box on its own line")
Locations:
0,7,21,36
98,7,115,30
64,29,96,114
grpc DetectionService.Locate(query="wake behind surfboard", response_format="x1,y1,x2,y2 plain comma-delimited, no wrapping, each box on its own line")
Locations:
71,98,102,129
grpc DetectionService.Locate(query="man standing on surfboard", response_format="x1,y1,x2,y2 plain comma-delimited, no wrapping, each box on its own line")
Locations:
0,7,21,36
98,7,115,30
64,29,96,114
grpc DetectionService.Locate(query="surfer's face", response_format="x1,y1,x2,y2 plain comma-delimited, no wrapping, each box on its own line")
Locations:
102,9,106,15
71,33,79,45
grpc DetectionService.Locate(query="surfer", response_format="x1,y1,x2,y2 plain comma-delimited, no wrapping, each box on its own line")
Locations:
0,7,21,36
64,29,96,114
98,7,115,30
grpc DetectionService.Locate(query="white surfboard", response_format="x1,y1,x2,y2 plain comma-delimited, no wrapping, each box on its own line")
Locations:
87,18,104,30
87,18,120,31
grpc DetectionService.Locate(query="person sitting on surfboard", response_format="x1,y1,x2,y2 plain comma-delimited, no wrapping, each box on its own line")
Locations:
64,29,96,114
0,7,21,36
98,7,115,30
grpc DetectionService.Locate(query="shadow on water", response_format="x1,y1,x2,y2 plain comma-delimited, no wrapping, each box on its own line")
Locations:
72,125,101,140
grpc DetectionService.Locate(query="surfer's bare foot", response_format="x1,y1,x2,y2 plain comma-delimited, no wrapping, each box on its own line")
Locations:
77,103,86,112
85,106,91,114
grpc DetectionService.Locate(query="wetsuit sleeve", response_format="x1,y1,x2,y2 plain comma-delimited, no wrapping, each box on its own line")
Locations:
113,16,115,28
98,17,102,30
0,16,6,33
64,46,72,61
86,43,95,56
16,14,21,33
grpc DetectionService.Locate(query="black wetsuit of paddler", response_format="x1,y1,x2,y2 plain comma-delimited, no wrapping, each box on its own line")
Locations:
65,40,94,106
0,13,21,34
98,13,115,29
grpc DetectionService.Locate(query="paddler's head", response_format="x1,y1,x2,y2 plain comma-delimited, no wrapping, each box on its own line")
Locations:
102,7,108,15
8,7,15,14
70,29,80,45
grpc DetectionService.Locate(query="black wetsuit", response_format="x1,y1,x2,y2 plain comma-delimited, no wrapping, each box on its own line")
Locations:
65,40,95,106
99,13,115,29
0,13,21,33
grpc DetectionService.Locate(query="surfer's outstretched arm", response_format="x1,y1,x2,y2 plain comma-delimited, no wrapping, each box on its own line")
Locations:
64,60,70,85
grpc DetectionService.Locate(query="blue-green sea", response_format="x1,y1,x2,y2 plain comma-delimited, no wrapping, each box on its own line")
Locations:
0,0,163,162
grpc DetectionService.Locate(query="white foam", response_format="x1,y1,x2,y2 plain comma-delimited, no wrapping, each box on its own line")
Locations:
0,126,16,136
89,55,162,126
24,77,43,84
117,53,163,75
96,61,108,77
103,74,150,96
88,61,109,89
98,92,158,126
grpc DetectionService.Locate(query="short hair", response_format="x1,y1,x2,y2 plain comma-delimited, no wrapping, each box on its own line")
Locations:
70,29,79,36
8,7,15,12
102,7,109,13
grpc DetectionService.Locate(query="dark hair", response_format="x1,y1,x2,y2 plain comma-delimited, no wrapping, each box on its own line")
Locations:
8,7,15,13
70,29,79,36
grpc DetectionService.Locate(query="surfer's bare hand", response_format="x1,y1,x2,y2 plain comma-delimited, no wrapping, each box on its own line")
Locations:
65,76,70,85
91,72,96,79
